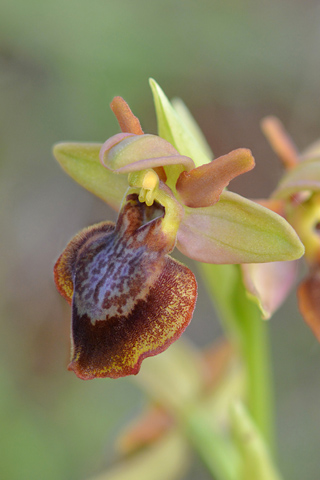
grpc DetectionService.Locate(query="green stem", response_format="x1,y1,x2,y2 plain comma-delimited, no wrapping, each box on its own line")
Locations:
231,402,283,480
235,289,274,451
181,406,240,480
199,263,274,450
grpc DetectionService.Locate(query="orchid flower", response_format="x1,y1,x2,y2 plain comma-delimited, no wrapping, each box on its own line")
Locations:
53,80,304,380
242,117,320,339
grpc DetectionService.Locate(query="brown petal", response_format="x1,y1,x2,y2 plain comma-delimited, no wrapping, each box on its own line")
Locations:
110,96,144,135
297,266,320,341
176,148,255,208
261,116,299,170
109,96,166,181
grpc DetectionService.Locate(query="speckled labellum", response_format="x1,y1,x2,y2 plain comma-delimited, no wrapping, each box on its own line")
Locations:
54,194,197,379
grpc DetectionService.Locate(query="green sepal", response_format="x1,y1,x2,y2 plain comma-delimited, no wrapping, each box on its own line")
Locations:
177,191,305,264
171,97,213,161
53,142,128,211
149,78,211,168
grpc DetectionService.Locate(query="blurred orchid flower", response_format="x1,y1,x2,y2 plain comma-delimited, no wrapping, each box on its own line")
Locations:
53,80,304,379
242,117,320,338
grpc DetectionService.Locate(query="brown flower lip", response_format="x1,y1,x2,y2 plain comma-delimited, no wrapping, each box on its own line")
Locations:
55,194,197,379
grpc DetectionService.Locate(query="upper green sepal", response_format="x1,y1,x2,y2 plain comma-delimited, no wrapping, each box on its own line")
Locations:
149,78,212,168
171,97,214,160
53,142,128,210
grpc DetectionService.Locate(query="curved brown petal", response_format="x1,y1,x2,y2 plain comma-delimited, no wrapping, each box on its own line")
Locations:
109,97,167,182
55,194,197,379
176,148,255,208
110,96,144,135
297,266,320,341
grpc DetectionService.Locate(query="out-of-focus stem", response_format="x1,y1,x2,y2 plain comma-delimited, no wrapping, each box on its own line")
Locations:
199,263,274,450
231,402,283,480
182,406,239,480
235,288,274,450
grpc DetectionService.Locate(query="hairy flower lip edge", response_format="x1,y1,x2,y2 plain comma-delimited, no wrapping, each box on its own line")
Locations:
67,313,194,380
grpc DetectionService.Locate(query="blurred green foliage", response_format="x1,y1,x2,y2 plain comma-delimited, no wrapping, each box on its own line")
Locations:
1,1,320,479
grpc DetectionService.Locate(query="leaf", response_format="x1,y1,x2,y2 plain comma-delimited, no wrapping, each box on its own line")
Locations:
53,142,128,210
177,191,305,264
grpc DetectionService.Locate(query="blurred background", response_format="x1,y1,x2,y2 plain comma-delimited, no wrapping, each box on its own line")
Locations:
1,1,320,479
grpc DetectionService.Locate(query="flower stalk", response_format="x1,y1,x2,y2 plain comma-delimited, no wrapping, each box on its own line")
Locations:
199,263,274,450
